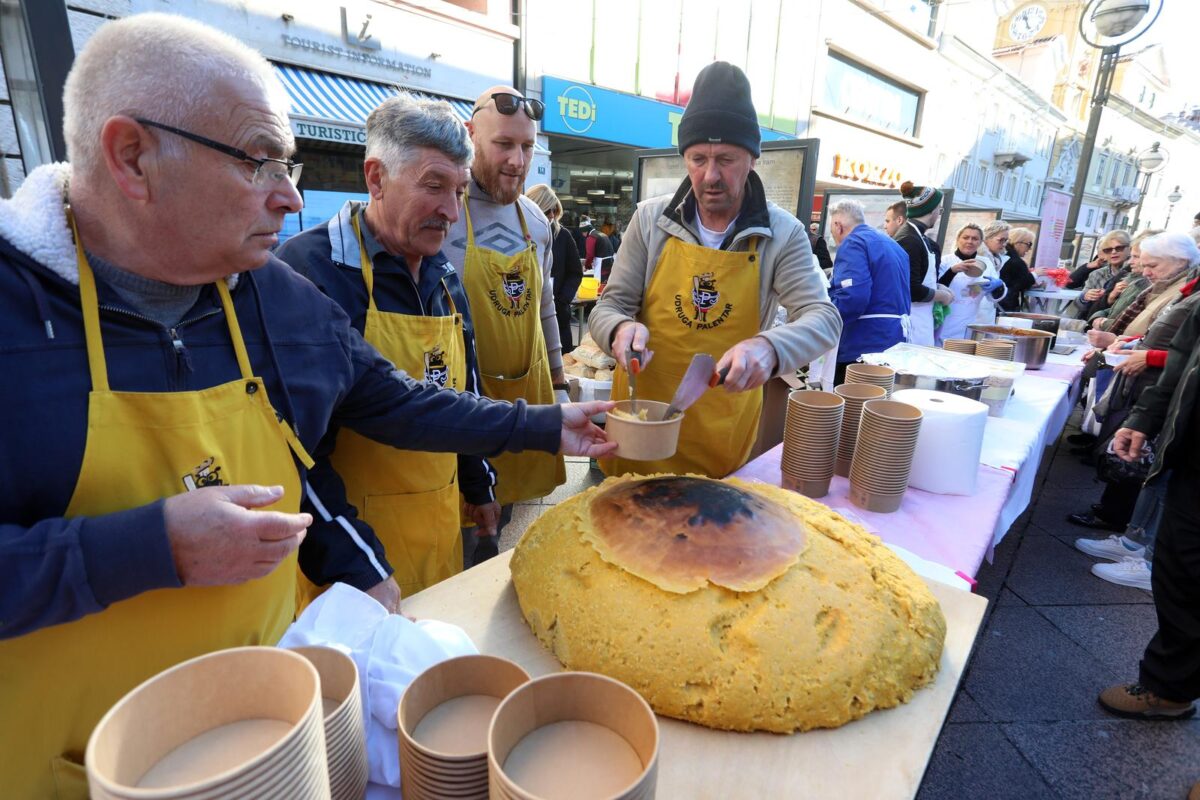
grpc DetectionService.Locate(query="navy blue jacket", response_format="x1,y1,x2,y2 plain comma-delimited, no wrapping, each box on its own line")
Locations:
0,194,559,640
276,203,498,585
829,223,911,363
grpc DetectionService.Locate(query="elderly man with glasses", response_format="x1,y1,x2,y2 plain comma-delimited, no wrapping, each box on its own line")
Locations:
0,16,614,798
443,86,566,565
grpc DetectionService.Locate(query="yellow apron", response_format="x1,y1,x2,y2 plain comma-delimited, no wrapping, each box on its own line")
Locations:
460,195,565,505
603,235,763,478
303,213,467,601
0,213,314,799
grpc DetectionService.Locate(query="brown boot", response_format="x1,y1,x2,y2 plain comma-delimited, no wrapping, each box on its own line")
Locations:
1098,683,1196,720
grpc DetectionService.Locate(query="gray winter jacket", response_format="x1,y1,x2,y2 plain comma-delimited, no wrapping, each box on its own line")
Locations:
588,173,841,374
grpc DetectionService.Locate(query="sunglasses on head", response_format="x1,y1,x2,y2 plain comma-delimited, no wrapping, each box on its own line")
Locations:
472,93,545,121
1101,245,1128,254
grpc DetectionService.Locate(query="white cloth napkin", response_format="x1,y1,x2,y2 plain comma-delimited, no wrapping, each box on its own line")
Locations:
277,583,478,788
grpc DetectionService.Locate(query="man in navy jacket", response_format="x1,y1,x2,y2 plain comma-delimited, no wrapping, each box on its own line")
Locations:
827,199,911,384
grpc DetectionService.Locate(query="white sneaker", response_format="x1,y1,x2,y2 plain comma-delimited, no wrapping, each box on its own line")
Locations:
1091,558,1153,591
1075,535,1146,562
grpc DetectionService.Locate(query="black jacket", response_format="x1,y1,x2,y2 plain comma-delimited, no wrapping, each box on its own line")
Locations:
809,231,833,273
1126,298,1200,480
893,220,938,303
550,225,582,304
998,244,1037,313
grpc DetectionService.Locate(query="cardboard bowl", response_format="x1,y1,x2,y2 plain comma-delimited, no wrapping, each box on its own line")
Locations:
289,646,367,800
489,672,659,800
399,655,530,764
604,400,682,461
86,647,325,799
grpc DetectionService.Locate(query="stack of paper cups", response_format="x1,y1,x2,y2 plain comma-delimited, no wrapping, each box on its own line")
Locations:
780,390,844,498
942,339,977,355
845,363,896,398
833,383,888,477
892,389,989,495
847,399,923,513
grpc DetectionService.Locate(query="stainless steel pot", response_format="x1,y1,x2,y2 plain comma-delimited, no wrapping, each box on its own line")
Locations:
893,372,986,401
967,325,1053,368
1001,312,1060,344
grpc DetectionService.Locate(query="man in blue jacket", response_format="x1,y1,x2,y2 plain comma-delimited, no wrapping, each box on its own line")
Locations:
0,15,613,798
827,199,911,384
276,95,501,603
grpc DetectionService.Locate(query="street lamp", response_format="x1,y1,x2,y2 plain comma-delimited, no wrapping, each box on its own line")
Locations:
1059,0,1163,264
1165,185,1183,228
1129,141,1167,232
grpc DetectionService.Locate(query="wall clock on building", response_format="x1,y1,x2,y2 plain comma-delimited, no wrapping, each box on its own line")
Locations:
1009,4,1048,41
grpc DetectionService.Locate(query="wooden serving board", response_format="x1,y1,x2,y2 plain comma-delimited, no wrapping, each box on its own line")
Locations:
401,550,987,800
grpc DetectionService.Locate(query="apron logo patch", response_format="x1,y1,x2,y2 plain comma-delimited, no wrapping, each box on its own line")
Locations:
487,269,531,317
424,347,450,389
181,456,225,492
674,272,734,330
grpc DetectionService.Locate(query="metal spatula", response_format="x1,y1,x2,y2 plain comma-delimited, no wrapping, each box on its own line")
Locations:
663,354,717,419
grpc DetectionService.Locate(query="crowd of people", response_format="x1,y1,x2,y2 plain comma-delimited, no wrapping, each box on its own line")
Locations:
1,11,1198,799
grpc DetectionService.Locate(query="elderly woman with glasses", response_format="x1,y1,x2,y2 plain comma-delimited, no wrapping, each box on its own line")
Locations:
1090,230,1162,331
1068,230,1132,319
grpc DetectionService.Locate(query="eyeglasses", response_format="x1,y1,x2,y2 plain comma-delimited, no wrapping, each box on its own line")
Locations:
470,93,545,121
1013,240,1033,248
135,118,303,187
1101,245,1129,254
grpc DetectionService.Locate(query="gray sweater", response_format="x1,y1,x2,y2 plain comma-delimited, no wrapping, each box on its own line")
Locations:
444,178,563,379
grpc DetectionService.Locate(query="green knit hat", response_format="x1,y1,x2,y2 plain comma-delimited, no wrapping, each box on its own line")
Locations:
901,180,944,218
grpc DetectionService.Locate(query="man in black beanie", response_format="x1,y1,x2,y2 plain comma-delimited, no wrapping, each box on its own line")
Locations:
588,61,841,479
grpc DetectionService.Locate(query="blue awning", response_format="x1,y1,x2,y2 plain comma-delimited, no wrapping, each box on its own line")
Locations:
274,64,475,129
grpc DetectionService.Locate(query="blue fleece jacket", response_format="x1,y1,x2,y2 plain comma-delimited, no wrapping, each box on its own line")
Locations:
0,171,560,640
828,223,911,363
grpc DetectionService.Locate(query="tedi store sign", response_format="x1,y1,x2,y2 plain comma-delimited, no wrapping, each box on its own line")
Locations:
541,76,791,149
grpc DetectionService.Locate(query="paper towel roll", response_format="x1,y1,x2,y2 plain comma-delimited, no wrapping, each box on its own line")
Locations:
891,388,988,495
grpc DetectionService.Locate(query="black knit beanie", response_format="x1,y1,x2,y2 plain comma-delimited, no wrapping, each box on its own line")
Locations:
677,62,761,157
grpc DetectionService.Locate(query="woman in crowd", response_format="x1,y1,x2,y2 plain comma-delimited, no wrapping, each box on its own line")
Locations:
971,220,1012,325
1067,230,1131,319
1069,232,1200,535
935,223,1003,344
997,226,1038,313
526,184,583,353
1090,230,1161,331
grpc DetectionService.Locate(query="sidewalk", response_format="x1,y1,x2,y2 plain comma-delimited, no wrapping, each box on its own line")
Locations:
917,420,1200,799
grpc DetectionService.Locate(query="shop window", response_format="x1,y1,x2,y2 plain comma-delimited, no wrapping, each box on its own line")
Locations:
821,53,921,138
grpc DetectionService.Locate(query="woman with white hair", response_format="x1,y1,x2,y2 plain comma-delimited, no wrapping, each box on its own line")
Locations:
972,220,1012,324
998,226,1038,313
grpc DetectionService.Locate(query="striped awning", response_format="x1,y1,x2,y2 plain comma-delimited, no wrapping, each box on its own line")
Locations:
274,63,475,128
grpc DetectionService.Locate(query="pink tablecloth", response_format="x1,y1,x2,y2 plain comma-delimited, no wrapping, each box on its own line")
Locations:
731,445,1013,580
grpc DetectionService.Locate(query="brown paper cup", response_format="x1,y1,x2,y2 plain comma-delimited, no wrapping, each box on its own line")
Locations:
605,400,683,461
489,672,659,800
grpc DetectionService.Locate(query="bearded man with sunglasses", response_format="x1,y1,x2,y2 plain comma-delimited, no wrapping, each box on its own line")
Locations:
0,17,616,798
445,86,567,564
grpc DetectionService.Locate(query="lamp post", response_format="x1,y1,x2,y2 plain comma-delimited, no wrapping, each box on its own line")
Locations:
1165,185,1182,229
1129,141,1166,232
1059,0,1163,263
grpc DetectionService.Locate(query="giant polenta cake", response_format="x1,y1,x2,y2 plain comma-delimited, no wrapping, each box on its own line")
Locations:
510,475,946,733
